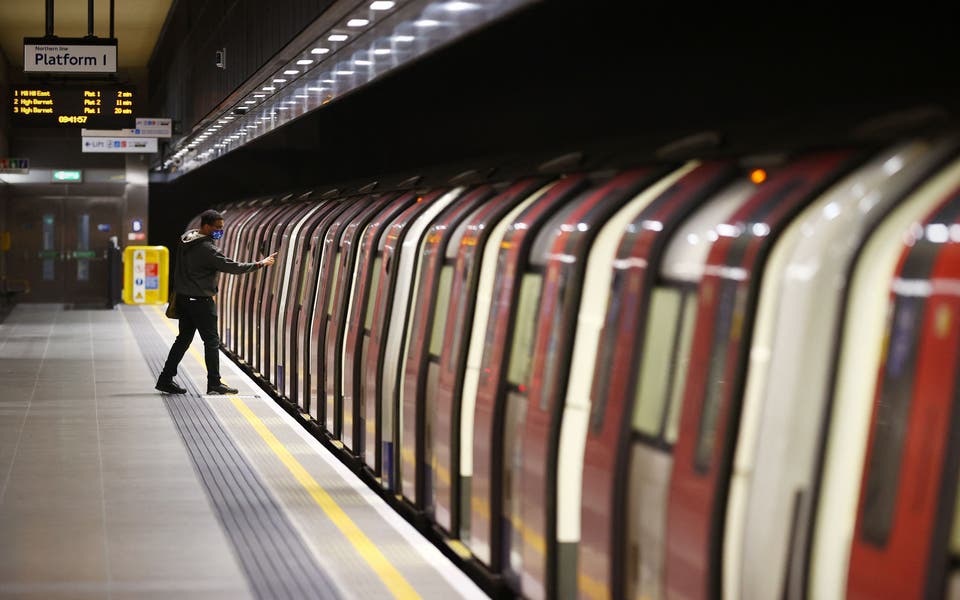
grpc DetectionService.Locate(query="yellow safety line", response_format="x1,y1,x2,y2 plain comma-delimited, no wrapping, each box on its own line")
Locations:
147,305,421,599
230,397,421,599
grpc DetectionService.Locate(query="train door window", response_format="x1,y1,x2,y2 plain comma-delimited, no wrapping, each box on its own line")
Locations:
507,273,543,389
694,282,747,471
328,252,341,314
448,263,472,362
633,287,683,437
860,294,924,545
951,480,960,556
298,242,315,306
76,213,90,282
42,213,56,281
431,266,454,355
366,257,382,330
664,289,699,444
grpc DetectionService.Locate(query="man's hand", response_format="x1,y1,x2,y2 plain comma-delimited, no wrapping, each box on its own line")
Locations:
260,252,278,267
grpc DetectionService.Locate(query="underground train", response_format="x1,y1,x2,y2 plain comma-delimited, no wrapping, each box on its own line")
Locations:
178,133,960,599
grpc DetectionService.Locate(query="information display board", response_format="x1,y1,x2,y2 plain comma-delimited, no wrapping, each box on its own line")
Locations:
12,85,135,128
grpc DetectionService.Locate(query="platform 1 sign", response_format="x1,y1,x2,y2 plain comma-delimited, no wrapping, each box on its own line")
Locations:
123,246,168,305
23,38,117,73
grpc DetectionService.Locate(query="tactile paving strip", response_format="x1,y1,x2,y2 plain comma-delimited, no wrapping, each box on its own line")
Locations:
123,306,342,600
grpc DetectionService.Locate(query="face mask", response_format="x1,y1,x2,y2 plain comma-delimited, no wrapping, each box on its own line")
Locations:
211,230,224,240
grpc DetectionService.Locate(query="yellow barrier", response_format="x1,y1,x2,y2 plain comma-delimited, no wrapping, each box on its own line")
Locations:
123,245,169,305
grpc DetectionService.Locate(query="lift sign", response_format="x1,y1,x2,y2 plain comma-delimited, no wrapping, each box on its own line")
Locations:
123,246,169,305
23,40,117,73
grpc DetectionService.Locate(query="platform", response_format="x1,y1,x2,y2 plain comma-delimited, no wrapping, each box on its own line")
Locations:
0,303,488,599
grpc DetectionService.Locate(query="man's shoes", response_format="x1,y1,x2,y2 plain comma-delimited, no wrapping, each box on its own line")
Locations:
155,379,187,394
207,382,239,395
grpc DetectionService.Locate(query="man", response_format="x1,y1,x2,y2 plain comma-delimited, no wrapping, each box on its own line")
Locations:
155,209,277,395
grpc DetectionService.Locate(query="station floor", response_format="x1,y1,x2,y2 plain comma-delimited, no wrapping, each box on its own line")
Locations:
0,303,489,600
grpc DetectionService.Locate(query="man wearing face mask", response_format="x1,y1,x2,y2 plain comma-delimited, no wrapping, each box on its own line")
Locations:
156,209,277,395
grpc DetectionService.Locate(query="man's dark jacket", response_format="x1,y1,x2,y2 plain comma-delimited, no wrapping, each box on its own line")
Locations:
174,229,262,297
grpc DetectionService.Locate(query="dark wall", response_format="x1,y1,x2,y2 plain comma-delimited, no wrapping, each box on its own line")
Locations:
149,0,335,133
149,4,960,243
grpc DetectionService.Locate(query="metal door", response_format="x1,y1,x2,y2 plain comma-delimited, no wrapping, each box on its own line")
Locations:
6,196,121,304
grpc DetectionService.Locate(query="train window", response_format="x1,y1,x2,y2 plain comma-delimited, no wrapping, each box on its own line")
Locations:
951,479,960,555
507,273,543,387
694,282,745,471
328,251,341,314
634,287,683,437
538,270,570,408
860,295,924,546
448,264,472,363
298,245,314,305
365,257,381,330
430,266,454,355
588,292,619,433
664,289,699,444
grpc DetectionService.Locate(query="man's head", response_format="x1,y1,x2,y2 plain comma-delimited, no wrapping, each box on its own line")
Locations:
199,209,225,239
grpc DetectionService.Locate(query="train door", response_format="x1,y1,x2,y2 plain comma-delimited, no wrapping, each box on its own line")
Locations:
6,196,120,304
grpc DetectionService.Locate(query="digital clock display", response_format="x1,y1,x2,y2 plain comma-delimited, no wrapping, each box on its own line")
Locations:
11,86,136,127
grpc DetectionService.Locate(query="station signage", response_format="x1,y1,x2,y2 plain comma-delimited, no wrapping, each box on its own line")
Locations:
135,118,172,138
0,158,29,174
12,85,135,128
82,137,157,153
23,37,117,73
52,170,82,182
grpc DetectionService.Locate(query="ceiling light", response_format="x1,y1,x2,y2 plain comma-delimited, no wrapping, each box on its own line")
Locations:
244,100,256,104
273,78,287,83
262,86,275,91
295,95,308,98
374,48,391,55
328,34,348,41
355,60,372,65
393,35,415,42
278,106,289,110
370,0,395,8
335,70,355,75
347,19,369,27
297,59,314,65
311,47,330,54
416,19,440,27
284,70,299,75
253,94,266,98
307,87,327,92
443,1,478,10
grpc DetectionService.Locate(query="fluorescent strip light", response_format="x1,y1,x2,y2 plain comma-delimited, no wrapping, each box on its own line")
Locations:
311,47,330,54
328,34,348,41
348,19,370,27
370,1,395,9
297,59,314,65
284,70,299,75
